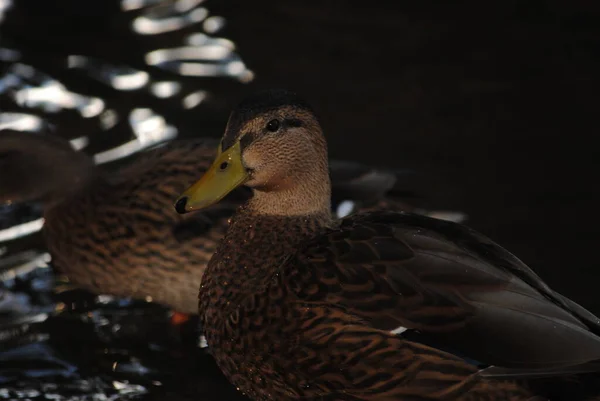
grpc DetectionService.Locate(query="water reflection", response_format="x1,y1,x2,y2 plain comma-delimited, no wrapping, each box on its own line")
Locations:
133,6,208,35
150,81,181,98
0,114,44,132
93,108,177,164
99,109,119,131
69,136,89,151
0,259,235,400
0,0,253,233
182,90,207,109
0,252,49,282
0,0,253,398
121,0,164,11
69,56,150,91
0,47,18,62
203,16,225,34
0,220,45,243
146,45,233,63
0,1,11,24
146,34,253,82
0,0,253,164
13,78,105,118
0,62,106,118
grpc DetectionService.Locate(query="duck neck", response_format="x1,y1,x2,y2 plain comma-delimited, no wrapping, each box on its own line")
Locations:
203,204,332,302
248,168,333,218
201,145,334,306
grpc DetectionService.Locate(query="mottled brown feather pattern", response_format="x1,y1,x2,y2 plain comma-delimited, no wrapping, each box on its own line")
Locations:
199,209,536,401
234,106,331,216
44,138,234,314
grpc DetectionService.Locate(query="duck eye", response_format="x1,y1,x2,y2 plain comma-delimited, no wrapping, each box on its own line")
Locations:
219,162,229,170
266,119,280,132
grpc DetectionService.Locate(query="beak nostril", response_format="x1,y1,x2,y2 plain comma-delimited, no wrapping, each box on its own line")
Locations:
174,197,188,214
219,162,229,170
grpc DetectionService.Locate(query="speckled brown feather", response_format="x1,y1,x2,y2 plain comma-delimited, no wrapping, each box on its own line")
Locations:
44,138,236,314
199,209,537,401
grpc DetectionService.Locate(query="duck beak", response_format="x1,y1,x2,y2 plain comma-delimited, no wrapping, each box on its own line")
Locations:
174,141,248,214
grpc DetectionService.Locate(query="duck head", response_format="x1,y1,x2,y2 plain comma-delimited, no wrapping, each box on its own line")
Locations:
175,89,331,217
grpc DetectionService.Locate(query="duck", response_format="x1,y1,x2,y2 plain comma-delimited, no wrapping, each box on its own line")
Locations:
0,130,463,315
174,89,600,401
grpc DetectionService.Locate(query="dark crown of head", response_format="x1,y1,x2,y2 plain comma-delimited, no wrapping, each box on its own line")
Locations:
221,89,315,150
233,89,313,116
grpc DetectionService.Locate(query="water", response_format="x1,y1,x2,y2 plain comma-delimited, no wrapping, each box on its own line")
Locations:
0,260,251,401
0,0,254,399
1,1,600,399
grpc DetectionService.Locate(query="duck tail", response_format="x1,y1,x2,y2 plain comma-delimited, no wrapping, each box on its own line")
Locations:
0,130,95,207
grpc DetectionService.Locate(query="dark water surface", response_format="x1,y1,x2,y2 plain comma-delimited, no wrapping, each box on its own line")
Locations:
0,1,599,400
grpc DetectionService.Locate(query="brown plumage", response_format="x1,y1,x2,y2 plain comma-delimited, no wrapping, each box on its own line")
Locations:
0,130,459,314
176,89,600,400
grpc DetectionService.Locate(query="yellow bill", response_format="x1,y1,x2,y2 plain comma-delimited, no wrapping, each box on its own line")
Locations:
174,141,248,214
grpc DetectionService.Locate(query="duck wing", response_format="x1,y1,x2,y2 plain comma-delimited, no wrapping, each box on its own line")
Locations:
284,210,600,372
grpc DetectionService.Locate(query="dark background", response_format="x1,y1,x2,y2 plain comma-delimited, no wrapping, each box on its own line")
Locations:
1,0,599,313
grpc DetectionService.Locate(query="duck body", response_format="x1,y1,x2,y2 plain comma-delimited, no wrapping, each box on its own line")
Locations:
178,89,600,401
200,206,600,401
43,138,234,314
200,209,535,400
0,133,243,313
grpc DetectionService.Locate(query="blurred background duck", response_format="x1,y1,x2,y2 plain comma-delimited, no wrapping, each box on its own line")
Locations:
0,129,466,315
176,89,600,401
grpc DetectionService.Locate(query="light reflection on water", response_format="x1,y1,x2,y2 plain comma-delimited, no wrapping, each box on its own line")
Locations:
13,77,106,118
0,114,45,132
145,36,253,82
93,108,178,165
133,6,208,35
68,57,150,91
69,136,90,151
0,0,255,398
121,0,164,11
150,81,181,98
0,219,45,244
203,16,225,34
0,0,253,240
0,0,11,24
182,90,207,109
0,63,105,118
0,47,19,62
